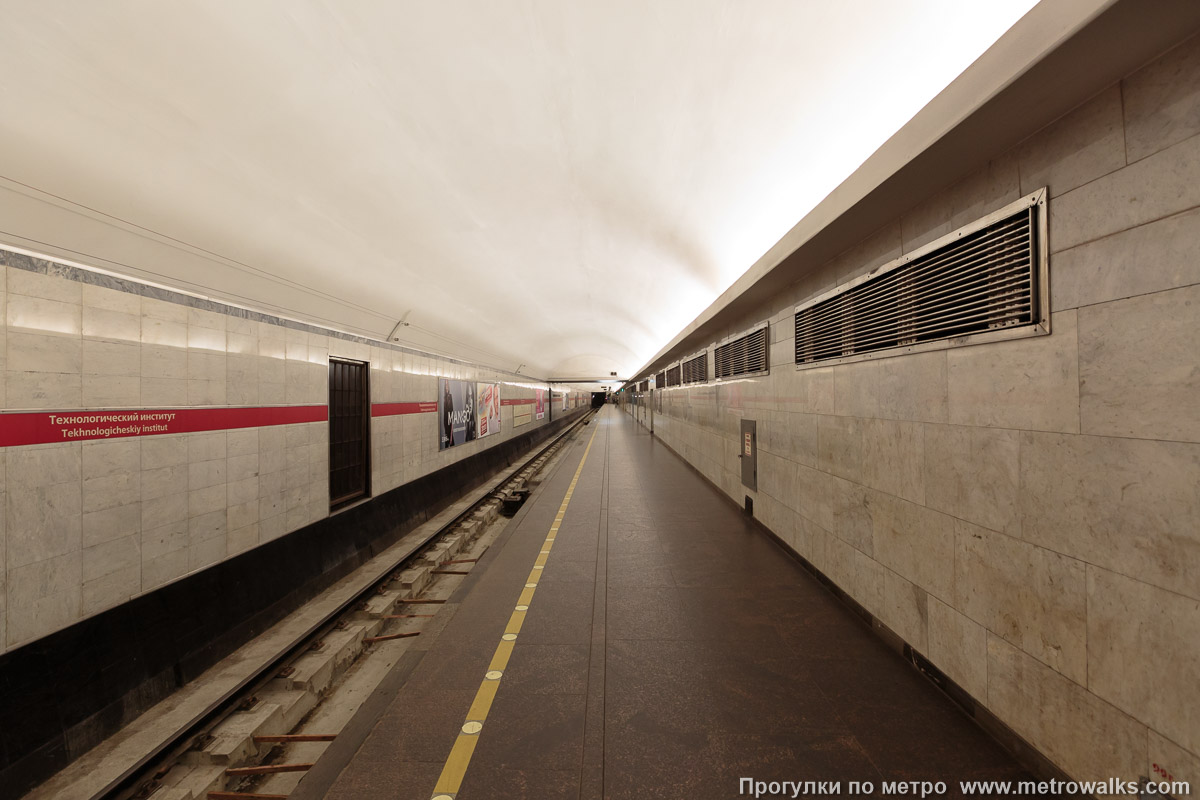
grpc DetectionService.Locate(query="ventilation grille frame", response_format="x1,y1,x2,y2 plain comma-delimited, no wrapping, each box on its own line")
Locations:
665,364,682,387
794,189,1049,370
655,370,666,389
681,350,708,384
714,322,770,380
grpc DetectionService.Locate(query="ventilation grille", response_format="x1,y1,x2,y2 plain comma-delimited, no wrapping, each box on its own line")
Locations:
655,370,666,389
714,327,769,378
681,353,707,384
665,365,681,387
795,198,1044,366
637,380,648,392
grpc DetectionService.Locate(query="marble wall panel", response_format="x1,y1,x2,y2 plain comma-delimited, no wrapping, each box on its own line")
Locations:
1050,133,1200,253
795,464,837,533
954,519,1088,683
832,359,880,419
900,190,954,254
6,371,81,409
947,152,1022,231
987,635,1146,783
6,444,82,569
816,415,863,482
924,424,1020,536
1122,32,1200,163
926,597,988,701
870,492,955,603
8,268,80,304
1078,285,1200,443
860,418,924,504
946,311,1079,434
1087,567,1200,756
858,554,929,652
831,478,875,557
1051,206,1200,312
83,305,140,344
1020,431,1200,601
1017,86,1126,197
829,221,904,286
1147,731,1200,794
875,352,948,423
6,552,81,647
81,534,140,616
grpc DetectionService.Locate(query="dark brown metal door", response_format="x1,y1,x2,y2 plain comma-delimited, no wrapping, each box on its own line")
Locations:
329,358,370,509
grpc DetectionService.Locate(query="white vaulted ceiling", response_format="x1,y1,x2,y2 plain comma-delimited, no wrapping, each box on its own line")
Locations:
0,0,1041,380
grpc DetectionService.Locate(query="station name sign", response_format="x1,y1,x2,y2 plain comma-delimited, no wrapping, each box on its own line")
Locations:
0,405,328,447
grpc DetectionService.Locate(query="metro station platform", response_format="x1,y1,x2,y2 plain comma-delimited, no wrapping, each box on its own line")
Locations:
302,406,1031,799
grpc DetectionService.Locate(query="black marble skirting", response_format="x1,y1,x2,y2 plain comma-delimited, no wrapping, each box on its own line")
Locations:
0,408,586,800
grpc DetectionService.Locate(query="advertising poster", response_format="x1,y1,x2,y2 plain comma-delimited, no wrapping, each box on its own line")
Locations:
476,382,501,438
535,389,545,420
561,392,568,411
439,378,477,450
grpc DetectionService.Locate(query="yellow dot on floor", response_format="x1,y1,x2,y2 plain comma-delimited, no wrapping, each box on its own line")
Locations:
462,721,483,735
525,582,537,588
433,795,453,800
486,670,503,680
502,633,517,641
515,604,529,611
533,565,544,570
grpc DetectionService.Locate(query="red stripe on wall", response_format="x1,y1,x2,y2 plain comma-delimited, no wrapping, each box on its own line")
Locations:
0,405,328,448
371,402,438,416
499,398,535,406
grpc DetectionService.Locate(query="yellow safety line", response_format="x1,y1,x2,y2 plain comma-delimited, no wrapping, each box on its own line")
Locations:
431,423,600,799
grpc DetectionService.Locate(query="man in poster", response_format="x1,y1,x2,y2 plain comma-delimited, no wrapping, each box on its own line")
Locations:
442,379,454,448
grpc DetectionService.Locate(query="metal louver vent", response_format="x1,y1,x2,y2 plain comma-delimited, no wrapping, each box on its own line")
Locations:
795,190,1049,368
681,353,707,384
714,325,769,379
665,365,681,387
637,380,648,392
655,370,666,388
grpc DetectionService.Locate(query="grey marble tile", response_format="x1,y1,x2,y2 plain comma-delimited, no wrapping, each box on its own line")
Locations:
1018,85,1126,197
6,552,82,647
955,519,1087,683
948,151,1022,230
924,424,1020,536
1019,430,1200,601
947,312,1079,434
1078,284,1200,443
987,635,1146,783
870,491,955,603
1049,133,1200,253
860,418,924,504
816,415,863,482
1087,567,1200,756
927,596,987,701
1051,206,1200,312
1123,32,1200,163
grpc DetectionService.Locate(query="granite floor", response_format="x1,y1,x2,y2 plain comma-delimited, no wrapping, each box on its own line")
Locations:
314,406,1031,799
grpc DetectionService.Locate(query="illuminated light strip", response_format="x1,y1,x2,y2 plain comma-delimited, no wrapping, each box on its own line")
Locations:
0,405,327,447
371,401,438,416
430,423,599,799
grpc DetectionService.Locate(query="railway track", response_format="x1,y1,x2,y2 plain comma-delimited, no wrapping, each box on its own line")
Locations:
58,410,597,800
